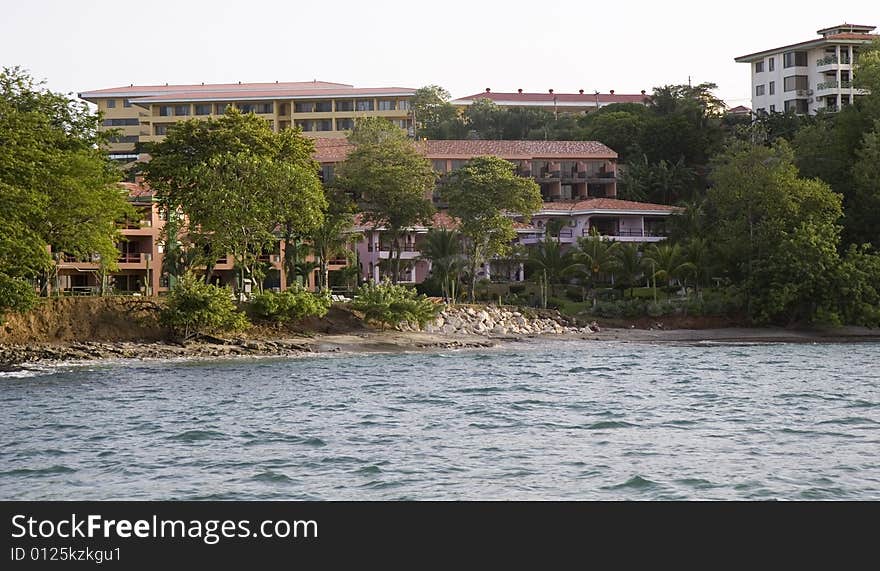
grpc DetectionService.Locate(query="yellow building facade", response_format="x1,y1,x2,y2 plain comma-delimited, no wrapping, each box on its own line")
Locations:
79,81,416,160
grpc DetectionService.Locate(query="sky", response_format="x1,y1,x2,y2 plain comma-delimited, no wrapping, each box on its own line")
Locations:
2,0,878,108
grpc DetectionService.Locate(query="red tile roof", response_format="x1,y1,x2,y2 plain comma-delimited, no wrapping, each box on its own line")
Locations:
453,91,650,105
540,198,681,213
120,181,154,200
126,86,416,103
312,138,617,162
353,211,458,231
79,80,353,98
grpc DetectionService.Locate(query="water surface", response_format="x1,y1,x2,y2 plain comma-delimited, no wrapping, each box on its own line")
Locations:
2,340,878,500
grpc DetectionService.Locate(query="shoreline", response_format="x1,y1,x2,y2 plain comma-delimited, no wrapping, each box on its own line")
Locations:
2,325,880,371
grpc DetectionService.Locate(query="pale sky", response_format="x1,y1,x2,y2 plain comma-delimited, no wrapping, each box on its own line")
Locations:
3,0,878,108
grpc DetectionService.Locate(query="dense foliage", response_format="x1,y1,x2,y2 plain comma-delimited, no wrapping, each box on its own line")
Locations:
250,286,331,324
159,276,249,338
142,109,326,292
0,67,134,304
350,280,440,329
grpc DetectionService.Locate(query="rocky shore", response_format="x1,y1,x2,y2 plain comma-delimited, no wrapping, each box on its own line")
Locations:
416,305,600,336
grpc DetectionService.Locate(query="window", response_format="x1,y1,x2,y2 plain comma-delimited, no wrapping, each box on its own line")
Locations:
102,118,139,126
398,99,411,111
378,100,395,111
256,102,273,114
335,100,354,111
770,104,776,112
108,135,138,143
123,99,132,108
278,103,289,115
321,165,334,183
783,75,808,92
784,99,809,114
154,124,169,135
195,104,212,115
216,103,230,114
355,99,374,111
159,106,172,116
783,51,807,68
239,103,256,113
335,118,354,131
755,61,764,73
451,159,468,170
755,84,765,96
295,120,314,131
279,120,291,130
316,119,332,131
756,107,766,115
175,105,190,116
769,81,775,95
768,57,775,72
106,99,116,109
294,101,315,113
432,160,448,173
315,101,332,112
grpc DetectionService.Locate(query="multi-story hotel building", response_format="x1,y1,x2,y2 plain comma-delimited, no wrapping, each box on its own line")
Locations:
735,23,877,115
78,81,417,161
313,139,677,285
450,89,650,116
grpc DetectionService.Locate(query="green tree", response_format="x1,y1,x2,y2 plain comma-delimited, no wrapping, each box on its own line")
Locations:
707,140,844,323
612,243,646,298
847,125,880,248
572,231,621,299
308,188,355,291
419,228,464,302
441,156,543,302
0,67,133,301
159,275,249,339
526,239,577,297
142,108,325,293
642,242,695,288
411,85,467,139
334,118,436,284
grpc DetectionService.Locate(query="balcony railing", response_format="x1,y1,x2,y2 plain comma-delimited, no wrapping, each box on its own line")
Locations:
581,228,667,237
816,80,839,91
816,55,838,66
378,244,416,252
118,253,142,263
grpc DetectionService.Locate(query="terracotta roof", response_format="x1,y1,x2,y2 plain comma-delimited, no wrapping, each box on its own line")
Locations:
453,91,650,106
312,139,617,162
79,80,353,98
120,181,154,200
727,105,752,114
126,86,416,103
539,198,681,213
353,211,458,231
735,32,878,62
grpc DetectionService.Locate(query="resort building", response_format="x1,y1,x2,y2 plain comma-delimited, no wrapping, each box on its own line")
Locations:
450,88,650,116
314,139,679,285
735,23,877,115
78,81,417,161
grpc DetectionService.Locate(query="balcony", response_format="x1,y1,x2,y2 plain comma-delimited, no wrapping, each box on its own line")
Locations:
816,80,839,93
581,228,667,242
118,252,143,264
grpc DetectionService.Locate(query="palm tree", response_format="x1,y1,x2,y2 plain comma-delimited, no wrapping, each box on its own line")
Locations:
571,231,620,302
527,239,578,297
613,242,647,298
419,228,464,302
684,237,712,294
310,215,353,292
642,243,696,291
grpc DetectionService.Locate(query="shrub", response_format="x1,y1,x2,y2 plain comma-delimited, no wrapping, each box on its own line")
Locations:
250,286,331,324
160,276,249,338
351,280,441,329
0,273,38,321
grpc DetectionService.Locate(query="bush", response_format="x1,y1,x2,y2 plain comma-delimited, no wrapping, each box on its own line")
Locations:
160,276,249,338
250,286,331,324
0,273,38,321
351,280,441,329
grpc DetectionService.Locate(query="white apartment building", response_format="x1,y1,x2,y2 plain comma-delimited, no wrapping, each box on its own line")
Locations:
735,23,877,115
